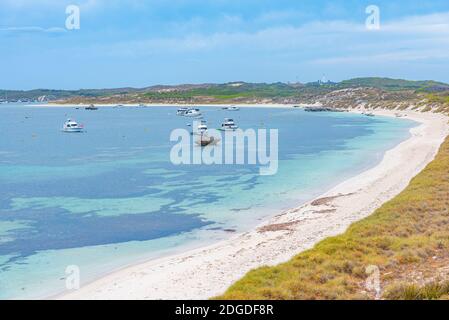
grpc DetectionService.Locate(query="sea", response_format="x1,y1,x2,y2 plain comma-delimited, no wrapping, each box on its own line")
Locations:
0,104,416,299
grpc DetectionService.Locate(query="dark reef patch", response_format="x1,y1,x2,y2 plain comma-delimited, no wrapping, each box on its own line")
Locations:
0,207,211,266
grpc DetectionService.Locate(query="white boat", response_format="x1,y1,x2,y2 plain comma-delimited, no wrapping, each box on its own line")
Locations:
184,108,202,118
191,120,208,136
62,119,84,132
222,106,240,111
219,118,239,131
198,120,208,133
193,121,208,135
177,108,189,116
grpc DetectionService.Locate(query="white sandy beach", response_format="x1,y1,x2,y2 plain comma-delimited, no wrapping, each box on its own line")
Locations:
59,108,449,300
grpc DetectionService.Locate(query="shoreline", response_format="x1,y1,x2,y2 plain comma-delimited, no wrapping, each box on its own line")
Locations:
27,103,311,109
59,108,449,300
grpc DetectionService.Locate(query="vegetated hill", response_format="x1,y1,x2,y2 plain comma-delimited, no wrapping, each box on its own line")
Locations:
0,87,144,101
46,82,326,105
218,137,449,300
338,77,449,91
3,78,449,113
142,82,310,102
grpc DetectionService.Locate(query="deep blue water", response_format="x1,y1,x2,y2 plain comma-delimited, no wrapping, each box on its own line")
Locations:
0,104,416,299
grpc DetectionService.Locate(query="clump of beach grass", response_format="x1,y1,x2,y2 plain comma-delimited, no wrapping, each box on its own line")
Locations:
384,281,449,300
217,137,449,300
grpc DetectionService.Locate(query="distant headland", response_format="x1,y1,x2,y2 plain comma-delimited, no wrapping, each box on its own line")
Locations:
2,77,449,114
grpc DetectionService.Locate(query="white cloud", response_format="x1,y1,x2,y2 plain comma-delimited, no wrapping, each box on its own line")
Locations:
0,26,66,33
111,10,448,64
2,4,449,85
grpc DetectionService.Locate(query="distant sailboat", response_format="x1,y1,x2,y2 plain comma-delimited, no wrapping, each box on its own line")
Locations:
2,91,8,104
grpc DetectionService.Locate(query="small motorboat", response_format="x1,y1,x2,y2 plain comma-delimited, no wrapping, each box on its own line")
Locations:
196,135,216,147
192,120,208,136
177,108,189,116
62,119,84,133
184,108,202,118
218,118,239,131
198,120,208,134
362,112,375,117
85,104,98,110
195,132,220,147
222,106,240,111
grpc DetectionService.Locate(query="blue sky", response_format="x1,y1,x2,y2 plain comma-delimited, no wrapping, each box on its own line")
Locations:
1,0,449,89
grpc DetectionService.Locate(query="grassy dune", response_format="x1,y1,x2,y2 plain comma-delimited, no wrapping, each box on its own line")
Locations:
218,137,449,300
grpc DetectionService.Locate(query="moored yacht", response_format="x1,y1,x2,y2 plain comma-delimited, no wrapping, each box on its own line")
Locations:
219,118,239,131
85,104,98,110
195,120,208,135
177,108,189,116
62,119,84,133
198,120,208,133
190,120,208,136
184,108,202,118
222,106,240,111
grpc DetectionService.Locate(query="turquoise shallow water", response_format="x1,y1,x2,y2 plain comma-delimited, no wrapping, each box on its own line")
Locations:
0,104,416,299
